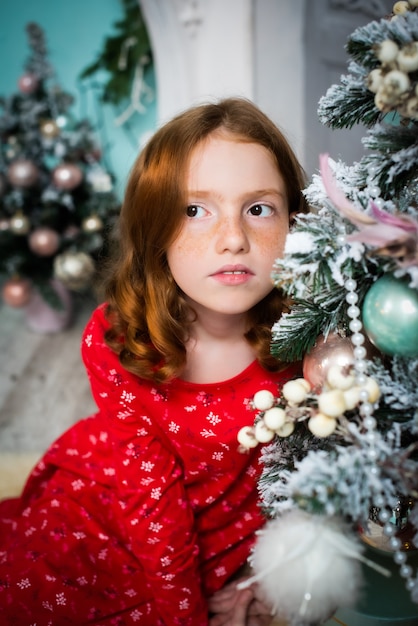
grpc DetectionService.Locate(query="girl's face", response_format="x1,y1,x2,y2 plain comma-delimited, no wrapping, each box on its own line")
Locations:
167,132,290,321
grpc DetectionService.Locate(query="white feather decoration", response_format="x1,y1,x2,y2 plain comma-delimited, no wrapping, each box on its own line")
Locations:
238,510,389,625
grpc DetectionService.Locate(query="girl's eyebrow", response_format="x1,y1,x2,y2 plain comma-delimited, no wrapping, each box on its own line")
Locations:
187,188,285,200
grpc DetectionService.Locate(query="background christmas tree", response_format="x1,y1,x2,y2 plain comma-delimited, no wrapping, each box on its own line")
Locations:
237,2,418,624
0,22,120,317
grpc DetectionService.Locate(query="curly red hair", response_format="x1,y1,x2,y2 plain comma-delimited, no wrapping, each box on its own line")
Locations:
102,98,308,382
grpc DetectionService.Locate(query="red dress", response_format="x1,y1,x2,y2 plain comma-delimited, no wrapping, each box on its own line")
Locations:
0,304,297,625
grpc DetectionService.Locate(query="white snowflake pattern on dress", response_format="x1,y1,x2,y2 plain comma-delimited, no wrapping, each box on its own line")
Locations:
141,461,155,472
65,448,79,456
151,487,162,500
117,409,134,420
121,390,136,404
56,592,66,605
179,598,190,610
206,412,221,426
215,566,227,577
130,609,143,621
73,532,86,540
108,369,122,386
151,388,167,402
147,537,160,545
140,477,155,487
200,429,215,438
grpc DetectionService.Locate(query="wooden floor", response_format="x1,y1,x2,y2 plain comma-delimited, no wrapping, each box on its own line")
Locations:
0,294,98,496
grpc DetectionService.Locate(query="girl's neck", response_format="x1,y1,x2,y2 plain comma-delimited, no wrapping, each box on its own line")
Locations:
180,313,256,384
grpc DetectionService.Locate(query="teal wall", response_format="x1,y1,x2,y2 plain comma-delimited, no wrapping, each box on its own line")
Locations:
0,0,157,199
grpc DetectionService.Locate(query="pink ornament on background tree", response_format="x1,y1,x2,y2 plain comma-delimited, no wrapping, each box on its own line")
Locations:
52,163,83,190
28,227,61,257
2,277,32,308
17,73,39,94
7,158,40,188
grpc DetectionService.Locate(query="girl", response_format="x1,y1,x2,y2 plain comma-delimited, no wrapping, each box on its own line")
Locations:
0,98,308,625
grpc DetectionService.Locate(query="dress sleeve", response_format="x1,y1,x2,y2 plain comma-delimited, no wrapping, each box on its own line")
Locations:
81,307,209,625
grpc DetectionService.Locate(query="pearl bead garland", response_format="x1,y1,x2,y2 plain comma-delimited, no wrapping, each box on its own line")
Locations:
344,251,417,597
366,163,385,209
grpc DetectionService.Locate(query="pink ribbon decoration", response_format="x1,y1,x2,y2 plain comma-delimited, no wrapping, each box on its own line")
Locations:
319,153,418,266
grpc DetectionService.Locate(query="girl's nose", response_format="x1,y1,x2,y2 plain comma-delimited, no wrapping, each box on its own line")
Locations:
215,215,250,254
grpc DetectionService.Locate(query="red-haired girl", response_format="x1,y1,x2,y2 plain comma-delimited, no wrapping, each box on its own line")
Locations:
0,98,307,625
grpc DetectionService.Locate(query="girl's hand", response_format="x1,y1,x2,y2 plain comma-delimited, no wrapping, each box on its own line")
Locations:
208,577,274,626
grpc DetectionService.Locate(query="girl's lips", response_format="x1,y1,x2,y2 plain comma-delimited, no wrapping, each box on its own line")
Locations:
210,265,254,285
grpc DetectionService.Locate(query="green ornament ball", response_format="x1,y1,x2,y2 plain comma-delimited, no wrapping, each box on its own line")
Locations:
362,274,418,358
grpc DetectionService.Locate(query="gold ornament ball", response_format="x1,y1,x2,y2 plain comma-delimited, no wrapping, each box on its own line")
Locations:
28,227,61,257
40,119,60,139
2,277,32,308
10,213,31,235
53,251,95,290
52,163,83,190
82,214,104,233
7,159,40,188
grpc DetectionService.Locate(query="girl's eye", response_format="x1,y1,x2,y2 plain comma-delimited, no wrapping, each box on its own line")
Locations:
248,203,273,217
186,204,206,218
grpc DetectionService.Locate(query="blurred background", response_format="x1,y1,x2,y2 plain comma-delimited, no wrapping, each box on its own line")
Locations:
0,0,394,493
0,0,156,198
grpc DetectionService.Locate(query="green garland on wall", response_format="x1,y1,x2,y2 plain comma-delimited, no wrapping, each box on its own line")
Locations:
79,0,153,106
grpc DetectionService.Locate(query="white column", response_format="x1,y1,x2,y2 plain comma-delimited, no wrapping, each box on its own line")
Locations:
139,0,254,125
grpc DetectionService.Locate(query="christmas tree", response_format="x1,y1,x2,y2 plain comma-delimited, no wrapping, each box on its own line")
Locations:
0,23,120,320
237,2,418,624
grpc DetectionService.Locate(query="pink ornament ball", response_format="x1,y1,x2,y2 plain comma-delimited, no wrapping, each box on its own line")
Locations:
18,73,39,94
28,227,60,257
2,277,32,308
52,163,83,190
303,333,355,392
7,159,40,188
0,218,10,231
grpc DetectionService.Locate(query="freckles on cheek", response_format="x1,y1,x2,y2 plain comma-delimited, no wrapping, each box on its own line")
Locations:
254,227,288,259
174,233,209,257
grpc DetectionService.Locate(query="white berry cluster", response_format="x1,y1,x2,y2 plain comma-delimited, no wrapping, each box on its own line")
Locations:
367,1,418,119
237,366,381,451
